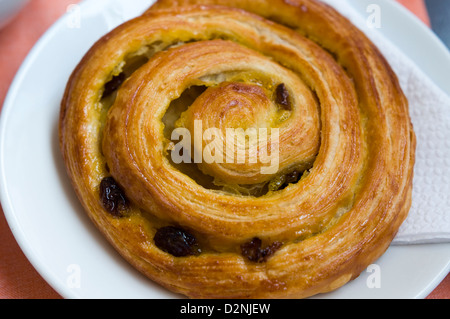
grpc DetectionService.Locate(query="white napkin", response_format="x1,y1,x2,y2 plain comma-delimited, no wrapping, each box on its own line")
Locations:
320,0,450,244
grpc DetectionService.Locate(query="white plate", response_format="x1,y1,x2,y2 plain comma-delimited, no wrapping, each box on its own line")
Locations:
1,0,449,299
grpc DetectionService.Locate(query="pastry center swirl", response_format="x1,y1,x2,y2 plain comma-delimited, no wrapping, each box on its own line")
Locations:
176,81,320,185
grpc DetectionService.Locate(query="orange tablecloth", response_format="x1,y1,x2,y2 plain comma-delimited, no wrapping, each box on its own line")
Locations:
0,0,448,299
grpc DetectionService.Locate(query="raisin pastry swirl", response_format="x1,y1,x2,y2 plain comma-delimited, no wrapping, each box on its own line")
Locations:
60,0,416,298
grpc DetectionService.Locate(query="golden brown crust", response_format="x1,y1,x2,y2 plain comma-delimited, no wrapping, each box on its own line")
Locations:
60,0,416,298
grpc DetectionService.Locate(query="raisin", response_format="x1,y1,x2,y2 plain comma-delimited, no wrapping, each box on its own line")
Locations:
275,83,291,110
268,175,287,192
102,72,126,98
270,170,303,192
284,170,301,184
241,237,264,262
240,237,282,263
154,226,201,257
99,177,128,217
264,241,283,258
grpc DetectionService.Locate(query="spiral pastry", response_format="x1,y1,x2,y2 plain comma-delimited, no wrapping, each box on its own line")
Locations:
60,0,416,298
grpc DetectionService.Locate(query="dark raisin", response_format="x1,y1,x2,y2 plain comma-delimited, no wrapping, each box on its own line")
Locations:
274,170,303,191
102,73,126,98
241,237,264,263
99,177,129,217
268,175,287,192
154,226,201,257
275,83,291,110
240,237,282,263
284,170,301,184
264,241,283,258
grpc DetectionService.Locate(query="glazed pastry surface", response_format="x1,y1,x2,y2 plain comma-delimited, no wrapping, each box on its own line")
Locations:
60,0,416,298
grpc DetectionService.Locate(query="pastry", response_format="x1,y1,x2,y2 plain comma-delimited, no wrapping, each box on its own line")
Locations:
60,0,416,298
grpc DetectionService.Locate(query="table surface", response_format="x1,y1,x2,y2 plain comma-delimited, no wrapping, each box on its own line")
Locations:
0,0,449,299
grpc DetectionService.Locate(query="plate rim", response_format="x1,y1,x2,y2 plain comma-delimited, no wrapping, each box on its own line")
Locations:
0,0,449,299
0,0,82,299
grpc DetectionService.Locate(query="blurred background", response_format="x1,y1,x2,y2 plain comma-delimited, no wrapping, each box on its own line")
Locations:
425,0,450,48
